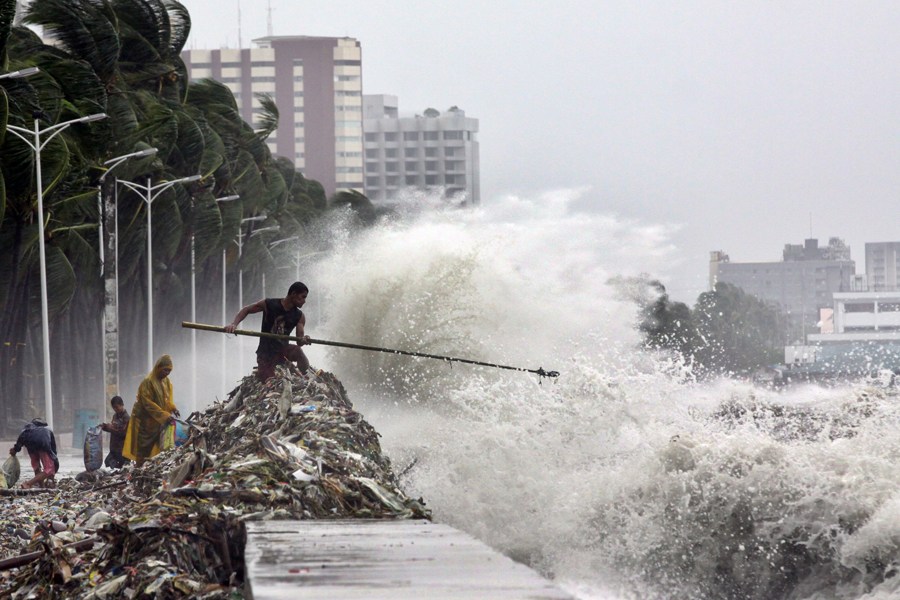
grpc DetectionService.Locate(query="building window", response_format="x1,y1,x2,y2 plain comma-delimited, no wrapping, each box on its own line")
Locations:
335,135,362,142
251,61,275,67
335,60,361,66
404,148,418,158
385,162,398,172
251,76,276,82
405,175,418,185
366,176,380,187
443,131,463,140
423,131,439,140
384,132,398,141
365,133,378,142
844,303,875,313
335,75,360,82
425,175,438,185
445,160,462,171
365,149,379,158
425,161,437,171
403,131,419,141
384,148,398,158
293,91,304,97
336,167,363,173
337,151,362,157
189,62,212,69
335,90,361,97
425,147,438,157
386,176,399,186
366,162,379,172
404,161,417,171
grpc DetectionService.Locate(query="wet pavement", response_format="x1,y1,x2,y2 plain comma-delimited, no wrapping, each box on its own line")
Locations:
1,433,92,480
244,519,572,599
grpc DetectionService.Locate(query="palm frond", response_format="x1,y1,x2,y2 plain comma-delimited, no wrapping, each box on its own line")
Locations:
24,0,120,83
253,92,278,138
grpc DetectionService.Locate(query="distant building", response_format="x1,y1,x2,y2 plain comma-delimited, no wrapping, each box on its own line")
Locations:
709,238,855,342
808,290,900,341
183,36,364,197
363,94,480,205
865,241,900,291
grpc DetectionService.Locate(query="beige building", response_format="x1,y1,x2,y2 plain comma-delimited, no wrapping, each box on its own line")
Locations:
183,36,364,197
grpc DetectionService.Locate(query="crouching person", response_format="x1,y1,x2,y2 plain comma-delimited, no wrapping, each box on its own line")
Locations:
9,418,59,488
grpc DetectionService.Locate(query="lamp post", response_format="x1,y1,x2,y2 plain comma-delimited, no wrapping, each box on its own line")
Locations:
118,174,201,371
189,194,239,411
6,111,108,429
222,213,265,395
268,236,300,280
98,148,158,416
237,224,278,372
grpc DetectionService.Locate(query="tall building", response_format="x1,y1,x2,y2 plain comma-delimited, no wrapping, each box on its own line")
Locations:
865,242,900,291
709,238,855,341
363,94,480,205
183,36,364,197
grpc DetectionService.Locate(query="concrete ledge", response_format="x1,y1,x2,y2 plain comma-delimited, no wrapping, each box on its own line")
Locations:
244,519,572,599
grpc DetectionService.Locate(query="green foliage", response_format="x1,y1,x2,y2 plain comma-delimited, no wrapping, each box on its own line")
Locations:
0,0,333,431
691,282,785,377
620,276,786,379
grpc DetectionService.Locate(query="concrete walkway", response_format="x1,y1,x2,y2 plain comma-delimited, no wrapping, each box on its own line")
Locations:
244,519,572,599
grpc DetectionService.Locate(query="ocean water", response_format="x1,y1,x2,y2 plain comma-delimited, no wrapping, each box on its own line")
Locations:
304,192,900,600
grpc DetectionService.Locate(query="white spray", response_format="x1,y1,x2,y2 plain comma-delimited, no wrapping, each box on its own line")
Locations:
303,190,900,600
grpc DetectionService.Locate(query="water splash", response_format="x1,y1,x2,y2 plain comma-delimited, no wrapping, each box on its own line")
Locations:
306,190,900,600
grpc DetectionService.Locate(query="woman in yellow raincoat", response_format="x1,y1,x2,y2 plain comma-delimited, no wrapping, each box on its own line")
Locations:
123,355,178,466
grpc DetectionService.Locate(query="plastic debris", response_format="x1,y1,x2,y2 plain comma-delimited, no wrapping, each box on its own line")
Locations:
1,454,20,489
0,366,428,598
83,426,103,472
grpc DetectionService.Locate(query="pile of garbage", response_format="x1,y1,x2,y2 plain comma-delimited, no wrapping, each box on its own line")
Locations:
0,367,429,598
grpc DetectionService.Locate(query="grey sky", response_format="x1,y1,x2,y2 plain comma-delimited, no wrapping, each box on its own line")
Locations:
182,1,900,301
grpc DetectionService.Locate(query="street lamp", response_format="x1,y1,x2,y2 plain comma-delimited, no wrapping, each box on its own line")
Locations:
6,111,108,429
269,235,301,281
188,194,239,411
228,216,269,379
0,67,40,80
97,148,158,416
248,226,280,299
118,174,201,371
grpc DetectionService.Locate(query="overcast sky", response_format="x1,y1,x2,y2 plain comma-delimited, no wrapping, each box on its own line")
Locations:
181,1,900,301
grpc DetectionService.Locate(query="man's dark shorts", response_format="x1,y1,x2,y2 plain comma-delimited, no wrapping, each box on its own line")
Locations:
256,344,307,380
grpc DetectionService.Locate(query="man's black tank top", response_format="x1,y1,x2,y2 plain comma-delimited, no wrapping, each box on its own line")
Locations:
257,298,303,356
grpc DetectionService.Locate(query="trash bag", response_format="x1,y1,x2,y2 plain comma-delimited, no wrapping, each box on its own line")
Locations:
159,419,190,451
1,454,20,488
83,425,104,472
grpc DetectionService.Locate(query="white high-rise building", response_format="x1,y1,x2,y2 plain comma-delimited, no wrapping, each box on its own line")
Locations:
363,94,480,205
183,36,364,197
865,242,900,292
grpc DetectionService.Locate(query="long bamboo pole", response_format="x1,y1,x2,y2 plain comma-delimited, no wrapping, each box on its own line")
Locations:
181,321,559,379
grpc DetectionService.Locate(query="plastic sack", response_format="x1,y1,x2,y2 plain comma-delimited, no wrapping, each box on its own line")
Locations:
83,425,103,471
159,418,190,451
1,454,20,489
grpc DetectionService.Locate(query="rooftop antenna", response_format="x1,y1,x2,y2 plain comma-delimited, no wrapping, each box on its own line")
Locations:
237,0,243,47
267,0,273,36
